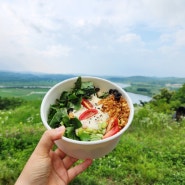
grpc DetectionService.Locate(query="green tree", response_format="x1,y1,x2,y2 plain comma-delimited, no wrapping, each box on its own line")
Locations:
152,88,174,104
149,88,174,113
171,83,185,105
149,84,185,113
0,96,24,110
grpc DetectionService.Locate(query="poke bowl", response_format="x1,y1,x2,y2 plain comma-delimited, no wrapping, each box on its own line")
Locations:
40,76,134,159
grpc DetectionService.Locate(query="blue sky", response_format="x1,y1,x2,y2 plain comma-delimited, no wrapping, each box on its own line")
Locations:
0,0,185,77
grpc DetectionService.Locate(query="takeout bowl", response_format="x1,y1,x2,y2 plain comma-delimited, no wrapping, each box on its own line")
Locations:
41,76,134,159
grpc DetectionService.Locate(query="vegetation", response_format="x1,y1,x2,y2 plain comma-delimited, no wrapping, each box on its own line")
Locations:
0,87,47,100
124,83,159,96
0,72,185,184
0,96,24,110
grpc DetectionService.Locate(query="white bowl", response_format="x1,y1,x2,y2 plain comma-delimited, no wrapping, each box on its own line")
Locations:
40,76,134,159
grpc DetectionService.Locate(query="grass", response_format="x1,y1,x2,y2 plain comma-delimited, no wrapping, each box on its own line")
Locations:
0,100,45,185
70,118,185,185
0,99,185,185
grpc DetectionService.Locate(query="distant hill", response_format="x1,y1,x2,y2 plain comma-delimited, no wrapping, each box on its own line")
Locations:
0,70,185,86
0,71,76,83
107,76,185,84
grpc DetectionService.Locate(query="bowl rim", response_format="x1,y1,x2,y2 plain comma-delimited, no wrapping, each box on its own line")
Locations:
41,76,134,145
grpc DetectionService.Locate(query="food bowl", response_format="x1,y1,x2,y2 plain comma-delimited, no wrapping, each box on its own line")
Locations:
40,76,134,159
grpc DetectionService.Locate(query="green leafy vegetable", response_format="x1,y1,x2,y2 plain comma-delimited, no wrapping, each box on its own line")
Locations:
48,76,98,140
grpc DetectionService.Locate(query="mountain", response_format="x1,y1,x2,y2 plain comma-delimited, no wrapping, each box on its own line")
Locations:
0,71,76,82
0,70,185,86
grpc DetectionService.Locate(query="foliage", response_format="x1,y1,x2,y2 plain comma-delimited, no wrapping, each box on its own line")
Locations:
171,84,185,106
0,96,24,110
149,84,185,113
152,88,174,104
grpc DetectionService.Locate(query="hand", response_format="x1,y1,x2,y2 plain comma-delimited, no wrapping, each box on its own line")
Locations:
15,126,93,185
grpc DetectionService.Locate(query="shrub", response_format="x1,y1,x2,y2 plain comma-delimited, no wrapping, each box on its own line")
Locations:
0,96,24,110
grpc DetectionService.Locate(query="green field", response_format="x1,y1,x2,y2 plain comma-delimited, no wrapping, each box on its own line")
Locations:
0,88,48,100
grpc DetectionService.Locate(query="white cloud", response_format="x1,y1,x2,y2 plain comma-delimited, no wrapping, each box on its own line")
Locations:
38,45,72,58
140,0,185,28
174,29,185,47
0,0,185,77
117,33,143,44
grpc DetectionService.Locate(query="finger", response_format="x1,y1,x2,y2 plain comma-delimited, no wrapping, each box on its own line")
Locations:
34,126,65,156
55,148,66,159
68,159,93,181
62,156,78,169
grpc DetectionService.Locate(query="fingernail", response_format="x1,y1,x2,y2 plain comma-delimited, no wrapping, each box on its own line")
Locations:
86,159,93,164
55,126,65,133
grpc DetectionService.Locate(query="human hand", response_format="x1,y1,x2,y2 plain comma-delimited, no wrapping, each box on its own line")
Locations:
15,126,93,185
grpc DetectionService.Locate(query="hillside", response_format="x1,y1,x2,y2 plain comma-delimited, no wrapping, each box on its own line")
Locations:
0,71,184,97
1,85,185,184
0,71,76,86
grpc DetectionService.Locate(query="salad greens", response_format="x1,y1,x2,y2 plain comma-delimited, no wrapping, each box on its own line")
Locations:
48,76,106,141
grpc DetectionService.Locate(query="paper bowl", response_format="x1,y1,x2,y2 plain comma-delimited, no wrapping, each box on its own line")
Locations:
40,76,134,159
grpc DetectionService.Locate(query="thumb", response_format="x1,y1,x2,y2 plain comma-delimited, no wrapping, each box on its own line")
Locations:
34,126,65,155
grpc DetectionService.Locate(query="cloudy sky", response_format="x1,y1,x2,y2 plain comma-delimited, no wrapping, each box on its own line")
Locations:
0,0,185,77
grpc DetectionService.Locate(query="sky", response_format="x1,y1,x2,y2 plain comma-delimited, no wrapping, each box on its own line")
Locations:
0,0,185,77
